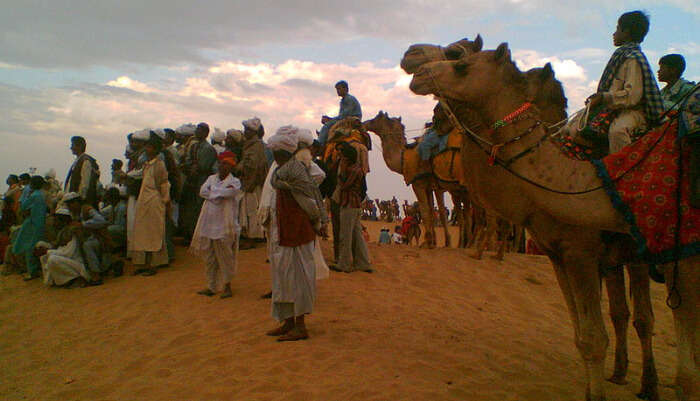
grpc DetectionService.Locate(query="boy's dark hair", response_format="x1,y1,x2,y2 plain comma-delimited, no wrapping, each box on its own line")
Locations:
659,54,686,75
335,80,349,89
112,159,123,168
618,11,650,43
30,175,45,190
8,174,19,183
19,173,30,181
71,135,87,149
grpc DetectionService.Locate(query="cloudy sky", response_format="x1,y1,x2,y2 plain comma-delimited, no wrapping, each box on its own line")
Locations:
1,0,698,201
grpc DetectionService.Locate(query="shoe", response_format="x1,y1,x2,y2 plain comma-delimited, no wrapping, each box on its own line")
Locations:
197,289,215,296
361,268,374,273
141,269,157,276
110,261,124,277
260,292,272,299
22,273,39,281
328,264,345,273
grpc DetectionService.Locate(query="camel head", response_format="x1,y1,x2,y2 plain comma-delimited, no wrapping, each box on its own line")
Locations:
363,111,407,146
410,43,525,106
400,35,483,74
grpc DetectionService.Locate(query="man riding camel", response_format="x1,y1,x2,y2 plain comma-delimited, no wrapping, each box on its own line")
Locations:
318,80,362,146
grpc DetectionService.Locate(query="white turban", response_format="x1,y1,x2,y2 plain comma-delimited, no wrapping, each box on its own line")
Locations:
211,127,225,143
133,128,151,141
267,133,299,153
176,123,196,136
226,129,243,143
55,208,71,217
153,128,167,140
276,125,299,138
296,128,314,146
242,117,262,132
44,168,56,179
62,192,81,203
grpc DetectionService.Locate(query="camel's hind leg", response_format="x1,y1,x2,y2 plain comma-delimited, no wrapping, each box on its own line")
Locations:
666,257,700,401
604,266,630,385
627,264,659,401
435,189,451,247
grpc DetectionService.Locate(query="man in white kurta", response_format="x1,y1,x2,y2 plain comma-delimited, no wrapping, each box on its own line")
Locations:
190,152,241,298
132,132,171,276
39,207,92,287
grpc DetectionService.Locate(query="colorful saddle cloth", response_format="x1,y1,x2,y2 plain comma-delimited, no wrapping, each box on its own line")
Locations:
592,121,700,263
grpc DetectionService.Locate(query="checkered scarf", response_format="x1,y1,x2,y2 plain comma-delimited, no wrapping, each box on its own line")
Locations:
598,43,664,125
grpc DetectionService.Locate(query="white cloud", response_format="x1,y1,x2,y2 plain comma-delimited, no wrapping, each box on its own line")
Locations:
667,42,700,56
106,76,156,93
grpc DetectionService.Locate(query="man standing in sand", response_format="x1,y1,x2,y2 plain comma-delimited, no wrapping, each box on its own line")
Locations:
65,136,100,207
235,118,269,249
191,151,241,299
266,130,328,341
330,144,372,273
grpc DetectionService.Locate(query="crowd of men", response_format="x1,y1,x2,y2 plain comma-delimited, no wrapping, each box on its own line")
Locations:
0,79,377,341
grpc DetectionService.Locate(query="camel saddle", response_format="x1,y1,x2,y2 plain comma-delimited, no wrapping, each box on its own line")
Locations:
402,128,464,185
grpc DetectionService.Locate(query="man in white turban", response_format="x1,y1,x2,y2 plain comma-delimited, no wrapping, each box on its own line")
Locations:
264,129,328,341
211,127,226,154
235,117,269,248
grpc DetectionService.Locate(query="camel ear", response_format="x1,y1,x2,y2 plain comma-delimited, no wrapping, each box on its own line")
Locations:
541,62,555,80
473,34,483,52
494,42,511,63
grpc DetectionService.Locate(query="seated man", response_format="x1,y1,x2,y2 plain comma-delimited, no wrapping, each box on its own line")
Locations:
318,80,362,146
658,53,696,111
64,192,118,284
99,186,127,251
37,208,92,287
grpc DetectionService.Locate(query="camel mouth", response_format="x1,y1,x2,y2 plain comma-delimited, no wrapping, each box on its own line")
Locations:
409,68,437,96
401,51,429,74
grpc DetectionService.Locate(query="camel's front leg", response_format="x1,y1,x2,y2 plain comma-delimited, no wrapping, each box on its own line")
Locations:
627,264,659,401
603,266,630,385
566,255,609,401
666,257,700,401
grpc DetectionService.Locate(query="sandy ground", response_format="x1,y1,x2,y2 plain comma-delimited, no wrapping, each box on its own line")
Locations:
0,220,681,401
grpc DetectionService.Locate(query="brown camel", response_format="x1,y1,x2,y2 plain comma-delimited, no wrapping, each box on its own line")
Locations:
403,37,661,399
405,44,691,401
363,111,465,248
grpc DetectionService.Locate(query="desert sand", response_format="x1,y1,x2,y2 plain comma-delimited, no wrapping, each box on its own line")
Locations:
0,221,681,401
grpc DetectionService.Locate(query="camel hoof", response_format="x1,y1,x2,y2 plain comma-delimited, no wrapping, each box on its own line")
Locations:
607,375,628,385
636,388,660,401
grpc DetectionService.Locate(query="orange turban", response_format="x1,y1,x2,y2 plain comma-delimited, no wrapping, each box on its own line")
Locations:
217,151,237,167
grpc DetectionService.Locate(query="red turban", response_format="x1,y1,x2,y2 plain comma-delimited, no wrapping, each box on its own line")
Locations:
217,151,237,167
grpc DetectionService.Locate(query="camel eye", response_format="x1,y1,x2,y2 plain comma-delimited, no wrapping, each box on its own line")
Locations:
454,61,469,75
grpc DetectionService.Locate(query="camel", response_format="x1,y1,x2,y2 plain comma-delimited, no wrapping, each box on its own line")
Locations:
405,43,699,401
403,37,664,399
363,111,467,248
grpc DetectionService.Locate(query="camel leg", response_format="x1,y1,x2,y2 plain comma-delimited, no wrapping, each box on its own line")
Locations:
412,182,435,249
458,199,470,248
665,257,700,401
603,266,630,385
435,189,451,247
472,214,495,260
627,264,659,401
566,255,609,401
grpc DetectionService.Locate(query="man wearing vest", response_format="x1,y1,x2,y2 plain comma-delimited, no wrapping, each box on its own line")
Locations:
65,136,100,207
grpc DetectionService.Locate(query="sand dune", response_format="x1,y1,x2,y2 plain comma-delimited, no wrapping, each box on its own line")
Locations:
0,221,680,400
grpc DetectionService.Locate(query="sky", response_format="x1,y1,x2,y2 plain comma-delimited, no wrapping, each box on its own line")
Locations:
1,0,698,202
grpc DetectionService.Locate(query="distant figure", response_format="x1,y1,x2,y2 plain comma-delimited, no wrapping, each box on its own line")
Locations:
236,118,269,248
378,228,391,245
392,225,403,244
361,225,370,243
